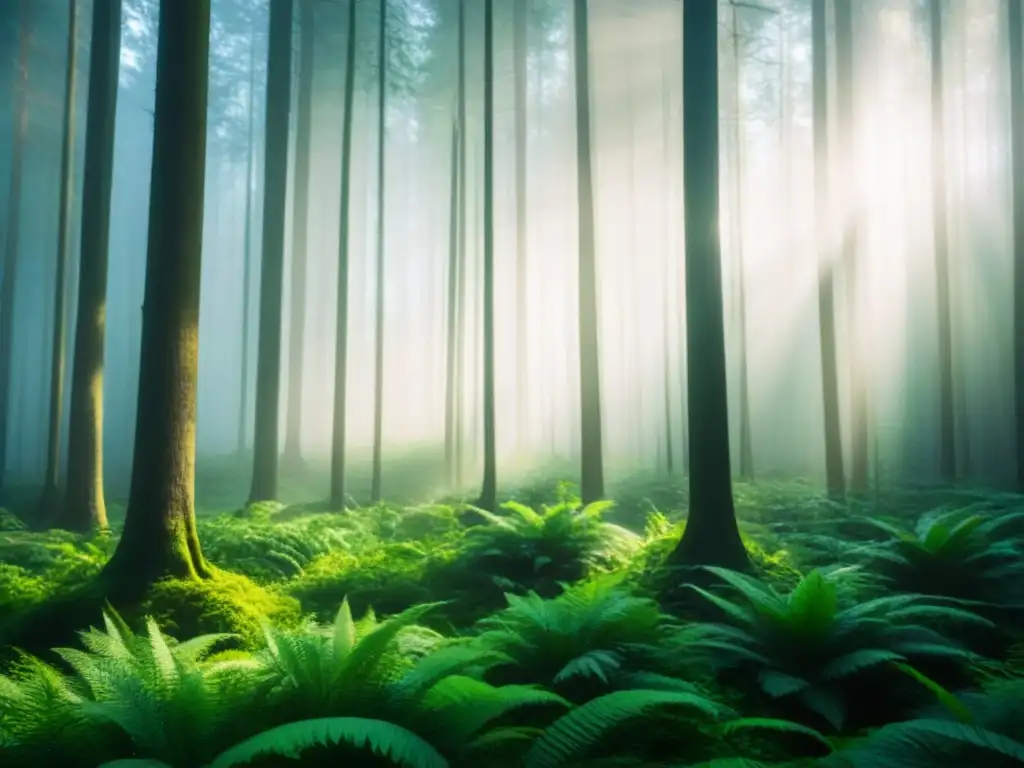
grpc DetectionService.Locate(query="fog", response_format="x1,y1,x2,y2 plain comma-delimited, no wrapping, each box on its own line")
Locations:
0,0,1015,503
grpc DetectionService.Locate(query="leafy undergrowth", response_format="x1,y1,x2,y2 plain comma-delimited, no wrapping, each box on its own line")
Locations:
2,476,1024,766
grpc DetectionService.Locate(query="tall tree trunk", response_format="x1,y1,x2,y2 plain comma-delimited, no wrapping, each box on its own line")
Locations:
513,0,528,454
0,0,31,494
669,0,749,571
929,0,956,482
283,0,315,468
835,0,868,492
476,0,497,511
1010,0,1024,489
444,116,460,489
370,0,388,503
61,0,121,530
329,0,358,510
41,0,79,520
454,0,469,488
661,44,674,474
730,3,754,480
100,0,212,593
237,11,258,456
812,0,844,498
445,0,466,491
572,0,604,504
249,0,293,503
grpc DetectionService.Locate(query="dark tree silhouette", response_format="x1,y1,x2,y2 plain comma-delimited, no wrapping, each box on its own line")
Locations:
669,0,749,571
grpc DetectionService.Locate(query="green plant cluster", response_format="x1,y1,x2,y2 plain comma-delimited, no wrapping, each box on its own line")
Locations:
1,480,1023,767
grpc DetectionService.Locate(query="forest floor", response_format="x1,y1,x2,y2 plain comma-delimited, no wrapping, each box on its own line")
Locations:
1,455,1023,767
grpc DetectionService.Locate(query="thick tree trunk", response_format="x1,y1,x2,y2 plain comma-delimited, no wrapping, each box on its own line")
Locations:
812,0,845,498
101,0,212,592
370,0,388,503
513,0,528,454
930,0,956,482
41,0,80,521
61,0,121,531
835,0,869,493
0,0,31,495
283,0,315,467
249,0,294,503
237,13,258,456
329,0,358,510
1010,0,1024,489
670,0,749,572
476,0,497,512
572,0,605,504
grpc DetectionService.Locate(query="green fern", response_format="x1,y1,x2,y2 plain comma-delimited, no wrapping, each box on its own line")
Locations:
523,688,727,768
207,716,449,768
675,567,985,731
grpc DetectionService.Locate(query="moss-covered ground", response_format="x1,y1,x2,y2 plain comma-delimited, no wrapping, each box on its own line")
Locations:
1,455,1023,767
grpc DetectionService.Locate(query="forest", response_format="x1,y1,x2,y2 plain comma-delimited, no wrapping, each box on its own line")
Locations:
0,0,1023,765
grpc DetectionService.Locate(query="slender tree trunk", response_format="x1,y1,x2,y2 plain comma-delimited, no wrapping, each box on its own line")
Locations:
283,0,315,467
329,0,358,509
1010,0,1024,489
670,0,749,571
237,12,258,456
572,0,604,503
101,0,212,592
444,115,460,489
813,0,845,498
0,0,31,494
370,0,388,503
476,0,497,511
41,0,79,520
513,0,528,454
730,3,754,479
61,0,121,530
835,0,868,492
454,0,468,488
445,1,466,491
929,0,956,482
249,0,293,503
661,44,674,475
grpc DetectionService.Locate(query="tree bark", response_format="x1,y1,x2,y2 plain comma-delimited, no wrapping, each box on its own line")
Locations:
283,0,315,467
443,114,461,489
100,0,212,592
370,0,388,503
476,0,497,512
572,0,605,504
249,0,294,503
812,0,845,498
329,0,358,510
1010,0,1024,489
61,0,121,531
670,0,749,572
41,0,80,521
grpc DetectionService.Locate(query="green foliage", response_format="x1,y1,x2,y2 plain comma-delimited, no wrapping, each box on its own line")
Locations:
829,677,1024,767
141,571,302,649
851,507,1024,605
473,577,690,703
675,567,987,731
0,508,26,531
439,497,642,609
